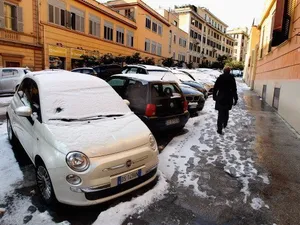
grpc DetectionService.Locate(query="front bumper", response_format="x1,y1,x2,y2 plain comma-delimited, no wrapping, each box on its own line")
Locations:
48,145,159,206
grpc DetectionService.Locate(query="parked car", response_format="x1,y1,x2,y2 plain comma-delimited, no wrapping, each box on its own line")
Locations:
0,67,31,94
93,64,123,80
6,71,159,206
179,69,216,95
179,84,205,112
170,70,208,99
107,74,190,132
71,67,97,76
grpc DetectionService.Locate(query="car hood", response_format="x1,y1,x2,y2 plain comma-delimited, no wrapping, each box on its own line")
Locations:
45,113,151,158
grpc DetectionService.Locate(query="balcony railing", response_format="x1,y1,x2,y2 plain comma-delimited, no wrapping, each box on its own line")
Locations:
0,29,20,41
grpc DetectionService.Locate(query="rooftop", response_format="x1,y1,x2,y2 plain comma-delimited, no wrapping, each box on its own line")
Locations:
112,73,179,83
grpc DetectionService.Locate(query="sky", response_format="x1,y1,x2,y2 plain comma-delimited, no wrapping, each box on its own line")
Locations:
142,0,266,29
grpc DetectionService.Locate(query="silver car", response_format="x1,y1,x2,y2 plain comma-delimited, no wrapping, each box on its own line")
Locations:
0,68,31,94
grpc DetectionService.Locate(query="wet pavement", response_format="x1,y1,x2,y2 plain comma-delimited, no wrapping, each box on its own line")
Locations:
1,82,300,225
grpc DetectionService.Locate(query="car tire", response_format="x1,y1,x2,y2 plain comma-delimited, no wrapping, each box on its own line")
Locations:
7,117,17,146
35,160,57,205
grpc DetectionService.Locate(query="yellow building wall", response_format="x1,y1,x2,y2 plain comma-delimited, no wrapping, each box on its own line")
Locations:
0,0,42,70
40,0,165,69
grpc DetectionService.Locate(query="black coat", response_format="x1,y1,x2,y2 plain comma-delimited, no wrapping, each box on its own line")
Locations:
213,73,238,111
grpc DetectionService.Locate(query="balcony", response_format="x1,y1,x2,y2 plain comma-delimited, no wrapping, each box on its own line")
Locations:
0,29,20,41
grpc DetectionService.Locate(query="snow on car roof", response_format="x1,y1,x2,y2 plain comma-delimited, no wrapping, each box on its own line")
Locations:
26,70,108,92
25,71,131,122
125,64,169,71
112,73,178,83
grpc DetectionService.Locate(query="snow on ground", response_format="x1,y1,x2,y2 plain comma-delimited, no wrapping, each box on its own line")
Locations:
93,171,169,225
250,197,269,210
0,123,23,200
0,122,67,225
159,80,269,207
0,96,13,107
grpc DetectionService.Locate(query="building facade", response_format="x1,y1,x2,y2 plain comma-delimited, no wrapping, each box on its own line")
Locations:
157,8,188,62
227,27,249,62
244,0,300,133
0,0,43,70
106,0,171,62
41,0,142,70
174,5,234,67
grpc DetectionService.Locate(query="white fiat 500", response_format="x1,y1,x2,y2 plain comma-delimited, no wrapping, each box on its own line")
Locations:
6,71,159,206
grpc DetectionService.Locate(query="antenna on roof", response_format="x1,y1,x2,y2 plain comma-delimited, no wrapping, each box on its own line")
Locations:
161,72,167,80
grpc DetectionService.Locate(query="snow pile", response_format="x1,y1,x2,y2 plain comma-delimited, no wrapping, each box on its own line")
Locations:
93,171,169,225
250,198,269,210
0,123,23,200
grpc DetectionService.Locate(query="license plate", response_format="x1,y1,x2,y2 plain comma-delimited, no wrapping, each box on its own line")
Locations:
166,118,180,126
117,170,142,185
189,103,197,108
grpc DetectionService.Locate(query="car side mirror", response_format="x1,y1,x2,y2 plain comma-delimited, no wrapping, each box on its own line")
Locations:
15,106,32,117
123,99,130,106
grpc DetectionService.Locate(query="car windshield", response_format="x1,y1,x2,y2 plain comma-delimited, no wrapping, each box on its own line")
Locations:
43,85,131,122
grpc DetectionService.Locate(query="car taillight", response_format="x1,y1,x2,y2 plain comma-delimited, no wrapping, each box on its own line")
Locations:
183,100,188,112
145,104,156,117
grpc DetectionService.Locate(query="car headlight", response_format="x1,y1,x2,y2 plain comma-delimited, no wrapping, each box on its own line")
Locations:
149,134,157,151
66,152,90,172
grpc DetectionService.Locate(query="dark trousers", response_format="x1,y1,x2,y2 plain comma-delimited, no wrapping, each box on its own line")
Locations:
217,109,229,131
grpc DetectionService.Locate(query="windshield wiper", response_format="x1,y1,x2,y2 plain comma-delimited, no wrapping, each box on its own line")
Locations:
50,114,124,122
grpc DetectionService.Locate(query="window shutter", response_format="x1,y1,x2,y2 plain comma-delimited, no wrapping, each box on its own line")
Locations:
75,14,80,30
273,0,286,32
17,6,24,32
96,22,100,37
66,11,71,28
0,0,4,29
80,16,84,32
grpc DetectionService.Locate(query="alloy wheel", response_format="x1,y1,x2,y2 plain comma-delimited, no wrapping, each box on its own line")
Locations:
36,166,52,201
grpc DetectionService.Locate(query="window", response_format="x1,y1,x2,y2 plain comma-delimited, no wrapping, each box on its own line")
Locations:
152,21,157,32
206,49,208,55
173,35,176,44
151,41,157,54
189,42,193,51
191,18,195,25
70,6,85,32
145,39,150,52
126,30,134,47
204,26,206,32
195,20,198,27
158,24,162,35
2,3,22,32
272,87,281,110
146,16,151,29
116,27,124,44
203,37,206,44
157,43,162,56
197,46,201,53
198,34,201,41
190,30,194,38
48,0,67,27
104,21,114,41
108,78,126,86
173,20,178,27
89,15,100,37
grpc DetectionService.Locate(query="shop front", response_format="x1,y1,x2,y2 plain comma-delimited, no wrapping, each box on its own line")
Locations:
71,48,85,69
48,45,67,69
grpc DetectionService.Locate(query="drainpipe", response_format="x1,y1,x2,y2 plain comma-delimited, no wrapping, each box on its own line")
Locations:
37,0,46,70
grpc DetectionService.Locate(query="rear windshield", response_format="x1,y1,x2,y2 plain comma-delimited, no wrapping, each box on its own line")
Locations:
151,83,182,99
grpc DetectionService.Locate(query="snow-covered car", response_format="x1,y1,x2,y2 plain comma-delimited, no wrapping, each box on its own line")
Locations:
6,71,159,206
179,69,216,95
0,68,31,94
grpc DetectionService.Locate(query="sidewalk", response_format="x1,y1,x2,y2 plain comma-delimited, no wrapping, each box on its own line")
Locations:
119,81,300,225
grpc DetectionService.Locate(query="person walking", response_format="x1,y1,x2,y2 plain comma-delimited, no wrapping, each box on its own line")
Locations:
213,67,238,135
